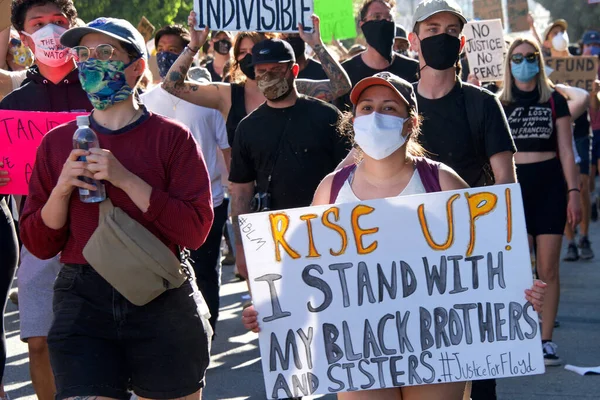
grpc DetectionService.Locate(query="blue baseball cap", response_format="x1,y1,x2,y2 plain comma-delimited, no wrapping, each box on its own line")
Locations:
582,30,600,46
251,39,295,66
60,17,148,60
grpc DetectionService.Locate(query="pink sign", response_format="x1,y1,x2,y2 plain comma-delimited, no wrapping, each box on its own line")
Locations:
0,110,86,195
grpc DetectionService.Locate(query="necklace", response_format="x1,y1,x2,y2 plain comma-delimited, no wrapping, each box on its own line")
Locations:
168,93,182,111
124,109,141,127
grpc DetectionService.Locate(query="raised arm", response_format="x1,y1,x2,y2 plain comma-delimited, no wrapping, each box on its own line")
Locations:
295,15,351,102
162,12,231,116
555,84,590,120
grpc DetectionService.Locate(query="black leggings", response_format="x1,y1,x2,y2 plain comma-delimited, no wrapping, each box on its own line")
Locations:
0,197,18,381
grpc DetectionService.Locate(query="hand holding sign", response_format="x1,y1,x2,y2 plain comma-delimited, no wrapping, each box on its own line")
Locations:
0,162,10,187
188,11,210,51
298,14,323,48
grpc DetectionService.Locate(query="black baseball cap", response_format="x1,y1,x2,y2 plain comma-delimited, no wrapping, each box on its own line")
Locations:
350,72,418,113
395,24,409,44
61,17,148,60
251,39,296,66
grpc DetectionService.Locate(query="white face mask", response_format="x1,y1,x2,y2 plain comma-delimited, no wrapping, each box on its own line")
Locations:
353,112,408,160
22,24,71,67
552,32,569,52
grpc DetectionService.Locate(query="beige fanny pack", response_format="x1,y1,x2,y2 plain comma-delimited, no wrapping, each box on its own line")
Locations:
82,198,187,306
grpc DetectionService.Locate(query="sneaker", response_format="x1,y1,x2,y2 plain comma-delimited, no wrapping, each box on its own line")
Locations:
579,237,595,260
563,243,579,261
592,199,598,222
543,341,562,366
8,290,17,305
222,253,236,265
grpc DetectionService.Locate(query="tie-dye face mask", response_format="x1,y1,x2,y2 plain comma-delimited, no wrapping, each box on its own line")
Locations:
78,58,135,110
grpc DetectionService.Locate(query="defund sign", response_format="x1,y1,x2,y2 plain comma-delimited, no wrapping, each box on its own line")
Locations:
240,184,545,399
193,0,314,33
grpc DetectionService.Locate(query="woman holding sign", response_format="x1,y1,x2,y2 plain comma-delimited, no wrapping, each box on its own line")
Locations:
163,11,352,147
243,72,546,399
499,38,581,367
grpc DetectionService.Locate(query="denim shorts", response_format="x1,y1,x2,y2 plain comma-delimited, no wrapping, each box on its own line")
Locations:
48,265,211,399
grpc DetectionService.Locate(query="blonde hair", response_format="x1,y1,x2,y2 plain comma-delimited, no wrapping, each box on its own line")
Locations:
499,37,554,104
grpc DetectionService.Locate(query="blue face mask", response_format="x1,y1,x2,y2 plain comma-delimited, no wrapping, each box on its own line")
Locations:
511,60,540,83
156,51,179,79
590,46,600,56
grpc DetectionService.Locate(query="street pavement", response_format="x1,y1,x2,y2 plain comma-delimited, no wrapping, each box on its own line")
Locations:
3,219,600,399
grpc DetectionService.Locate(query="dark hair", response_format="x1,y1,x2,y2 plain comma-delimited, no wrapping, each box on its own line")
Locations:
230,31,267,83
154,24,190,50
359,0,396,21
11,0,77,32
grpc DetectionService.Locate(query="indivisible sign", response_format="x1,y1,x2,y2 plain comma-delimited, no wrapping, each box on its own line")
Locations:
0,111,85,195
545,57,600,92
507,0,529,33
314,0,356,41
241,184,545,398
464,19,505,82
192,0,314,33
473,0,504,26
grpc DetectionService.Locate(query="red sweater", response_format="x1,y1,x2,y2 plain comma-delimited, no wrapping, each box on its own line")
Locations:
20,113,214,264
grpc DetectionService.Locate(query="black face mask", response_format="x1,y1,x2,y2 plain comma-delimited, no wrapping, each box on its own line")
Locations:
239,53,255,80
361,20,395,63
419,33,461,71
284,36,306,60
215,39,232,55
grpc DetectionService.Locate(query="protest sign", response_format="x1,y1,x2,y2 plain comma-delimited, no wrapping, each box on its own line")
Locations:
0,111,84,195
241,184,544,398
464,19,505,82
137,16,156,43
507,0,529,33
314,0,356,41
0,0,11,31
473,0,504,26
545,57,599,92
192,0,314,33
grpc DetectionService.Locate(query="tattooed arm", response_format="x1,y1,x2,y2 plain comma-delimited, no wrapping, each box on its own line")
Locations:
295,15,351,102
162,11,231,115
230,182,254,280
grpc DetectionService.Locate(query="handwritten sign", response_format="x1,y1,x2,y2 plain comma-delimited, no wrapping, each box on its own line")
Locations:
192,0,314,33
314,0,356,41
240,184,544,398
137,16,156,43
507,0,529,33
0,111,84,195
545,57,600,92
473,0,504,26
464,19,505,82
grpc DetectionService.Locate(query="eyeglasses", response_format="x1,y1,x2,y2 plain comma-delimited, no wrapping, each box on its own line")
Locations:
510,52,539,64
70,44,118,62
364,12,393,22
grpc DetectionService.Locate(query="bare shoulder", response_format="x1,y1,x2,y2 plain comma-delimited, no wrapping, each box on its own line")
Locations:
312,172,336,206
437,163,469,191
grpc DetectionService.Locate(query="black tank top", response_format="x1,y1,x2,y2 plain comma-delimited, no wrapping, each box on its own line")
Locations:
226,83,248,147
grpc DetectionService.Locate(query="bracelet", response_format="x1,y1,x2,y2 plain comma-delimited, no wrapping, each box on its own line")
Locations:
186,45,199,54
568,188,580,193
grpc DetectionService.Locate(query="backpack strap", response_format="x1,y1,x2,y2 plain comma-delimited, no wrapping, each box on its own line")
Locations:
329,164,357,204
549,94,556,122
415,157,442,193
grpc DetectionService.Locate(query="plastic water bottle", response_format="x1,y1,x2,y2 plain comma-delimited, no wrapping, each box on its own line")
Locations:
73,115,106,203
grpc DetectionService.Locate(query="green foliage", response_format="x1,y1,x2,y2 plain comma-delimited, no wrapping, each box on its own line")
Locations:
74,0,193,29
536,0,600,42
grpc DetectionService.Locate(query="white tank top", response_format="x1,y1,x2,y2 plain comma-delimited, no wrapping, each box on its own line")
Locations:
335,167,427,204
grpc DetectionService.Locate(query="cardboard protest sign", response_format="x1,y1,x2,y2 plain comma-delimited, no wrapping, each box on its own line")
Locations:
192,0,314,33
314,0,356,41
137,16,155,43
545,57,599,92
473,0,504,26
0,0,11,32
241,184,544,398
0,111,85,195
464,19,505,82
507,0,529,33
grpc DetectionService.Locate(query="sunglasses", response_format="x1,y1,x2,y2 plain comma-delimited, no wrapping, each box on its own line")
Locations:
510,52,539,64
70,44,131,62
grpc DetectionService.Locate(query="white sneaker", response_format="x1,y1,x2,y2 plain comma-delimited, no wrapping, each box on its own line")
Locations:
543,341,562,366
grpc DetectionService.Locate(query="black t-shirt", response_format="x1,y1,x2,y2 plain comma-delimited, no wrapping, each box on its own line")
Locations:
573,111,591,139
298,58,327,80
226,83,248,147
503,86,570,152
416,80,516,187
336,53,420,111
229,95,351,210
205,60,223,82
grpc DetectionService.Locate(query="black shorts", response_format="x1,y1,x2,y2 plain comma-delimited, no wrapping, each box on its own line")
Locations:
48,265,211,400
516,158,567,236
